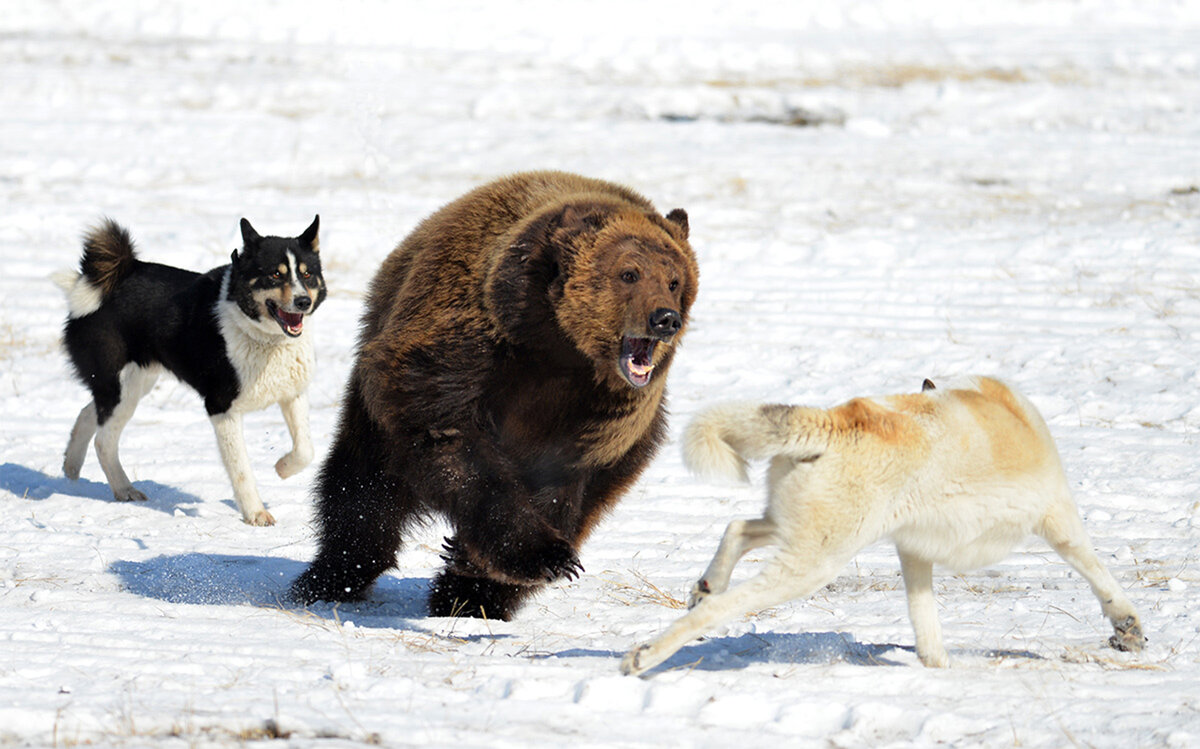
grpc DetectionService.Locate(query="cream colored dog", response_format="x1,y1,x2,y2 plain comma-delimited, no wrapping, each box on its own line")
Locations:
621,376,1145,676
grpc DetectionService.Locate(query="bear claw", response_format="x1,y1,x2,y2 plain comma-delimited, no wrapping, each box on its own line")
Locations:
442,535,583,585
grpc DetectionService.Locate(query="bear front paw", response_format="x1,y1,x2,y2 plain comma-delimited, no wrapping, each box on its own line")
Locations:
495,536,584,585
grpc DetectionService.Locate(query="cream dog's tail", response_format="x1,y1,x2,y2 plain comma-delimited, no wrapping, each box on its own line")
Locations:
682,402,830,483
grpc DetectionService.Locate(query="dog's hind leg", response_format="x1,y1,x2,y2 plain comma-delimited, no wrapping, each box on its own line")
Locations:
63,402,98,480
93,365,159,502
274,393,314,479
621,552,847,676
898,549,948,667
688,517,778,608
1036,497,1145,652
210,411,273,526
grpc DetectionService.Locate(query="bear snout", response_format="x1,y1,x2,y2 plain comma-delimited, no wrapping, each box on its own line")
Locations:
648,307,683,340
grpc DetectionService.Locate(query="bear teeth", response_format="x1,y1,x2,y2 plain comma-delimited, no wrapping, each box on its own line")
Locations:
620,336,657,388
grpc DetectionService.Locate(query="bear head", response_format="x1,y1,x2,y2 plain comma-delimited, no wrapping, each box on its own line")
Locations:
485,198,698,393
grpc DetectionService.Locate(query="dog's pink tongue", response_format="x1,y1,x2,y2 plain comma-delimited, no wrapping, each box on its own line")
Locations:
279,310,304,333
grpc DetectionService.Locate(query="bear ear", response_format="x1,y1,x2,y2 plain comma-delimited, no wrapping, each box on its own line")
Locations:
484,213,564,340
665,208,689,239
559,204,608,235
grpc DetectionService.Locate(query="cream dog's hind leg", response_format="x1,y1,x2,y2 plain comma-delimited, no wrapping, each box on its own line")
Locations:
1035,495,1145,652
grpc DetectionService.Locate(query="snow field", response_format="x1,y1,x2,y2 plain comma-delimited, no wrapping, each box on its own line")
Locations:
1,1,1198,746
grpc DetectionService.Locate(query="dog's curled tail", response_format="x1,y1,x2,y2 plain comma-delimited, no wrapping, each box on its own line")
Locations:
682,402,830,483
53,218,138,318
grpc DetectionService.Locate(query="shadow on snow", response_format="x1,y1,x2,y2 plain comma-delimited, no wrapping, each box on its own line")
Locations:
0,462,205,514
557,632,1044,672
108,552,436,623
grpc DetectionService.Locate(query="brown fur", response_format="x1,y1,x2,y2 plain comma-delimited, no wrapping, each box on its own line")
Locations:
81,219,137,297
292,171,699,619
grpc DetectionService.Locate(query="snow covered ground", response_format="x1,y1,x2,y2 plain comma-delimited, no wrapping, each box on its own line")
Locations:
2,1,1198,745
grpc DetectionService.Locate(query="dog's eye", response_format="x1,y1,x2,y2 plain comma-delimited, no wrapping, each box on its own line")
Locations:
668,279,680,292
621,270,639,284
271,271,284,280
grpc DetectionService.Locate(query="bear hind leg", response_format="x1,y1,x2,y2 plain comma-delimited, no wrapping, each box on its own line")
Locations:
290,404,416,605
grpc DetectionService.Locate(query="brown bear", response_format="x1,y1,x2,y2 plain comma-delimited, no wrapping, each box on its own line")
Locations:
291,171,699,619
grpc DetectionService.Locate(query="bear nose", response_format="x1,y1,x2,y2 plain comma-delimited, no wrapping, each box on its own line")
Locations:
648,308,682,339
294,295,312,311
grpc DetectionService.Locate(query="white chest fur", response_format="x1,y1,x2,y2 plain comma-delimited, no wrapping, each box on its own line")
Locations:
216,299,315,413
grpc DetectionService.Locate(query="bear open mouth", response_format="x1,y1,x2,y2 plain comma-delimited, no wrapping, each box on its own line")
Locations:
265,299,304,337
619,336,658,388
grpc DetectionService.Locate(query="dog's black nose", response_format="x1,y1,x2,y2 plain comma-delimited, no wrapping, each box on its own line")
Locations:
294,296,312,311
648,308,682,339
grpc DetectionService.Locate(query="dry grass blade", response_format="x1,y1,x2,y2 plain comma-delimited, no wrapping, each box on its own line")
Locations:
1059,647,1170,671
603,570,687,609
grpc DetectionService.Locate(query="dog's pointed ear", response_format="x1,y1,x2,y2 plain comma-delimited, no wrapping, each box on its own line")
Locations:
240,218,261,248
922,378,936,392
665,208,689,239
300,215,319,250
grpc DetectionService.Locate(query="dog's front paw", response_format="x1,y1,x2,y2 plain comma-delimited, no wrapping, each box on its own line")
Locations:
1109,615,1146,652
63,458,83,481
244,508,276,527
274,449,312,479
620,645,651,676
113,486,149,502
687,578,712,609
917,649,950,668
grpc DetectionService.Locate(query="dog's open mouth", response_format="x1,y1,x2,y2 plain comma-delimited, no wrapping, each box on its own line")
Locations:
619,336,658,388
266,300,304,337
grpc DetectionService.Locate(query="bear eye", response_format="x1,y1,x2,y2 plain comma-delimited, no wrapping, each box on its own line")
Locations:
668,279,680,292
620,270,639,284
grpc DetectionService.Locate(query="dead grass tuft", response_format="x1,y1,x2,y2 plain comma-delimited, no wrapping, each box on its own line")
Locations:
704,63,1084,91
603,570,687,609
1059,647,1169,671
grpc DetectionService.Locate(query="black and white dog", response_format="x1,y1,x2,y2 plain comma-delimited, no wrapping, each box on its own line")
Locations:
54,217,326,525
